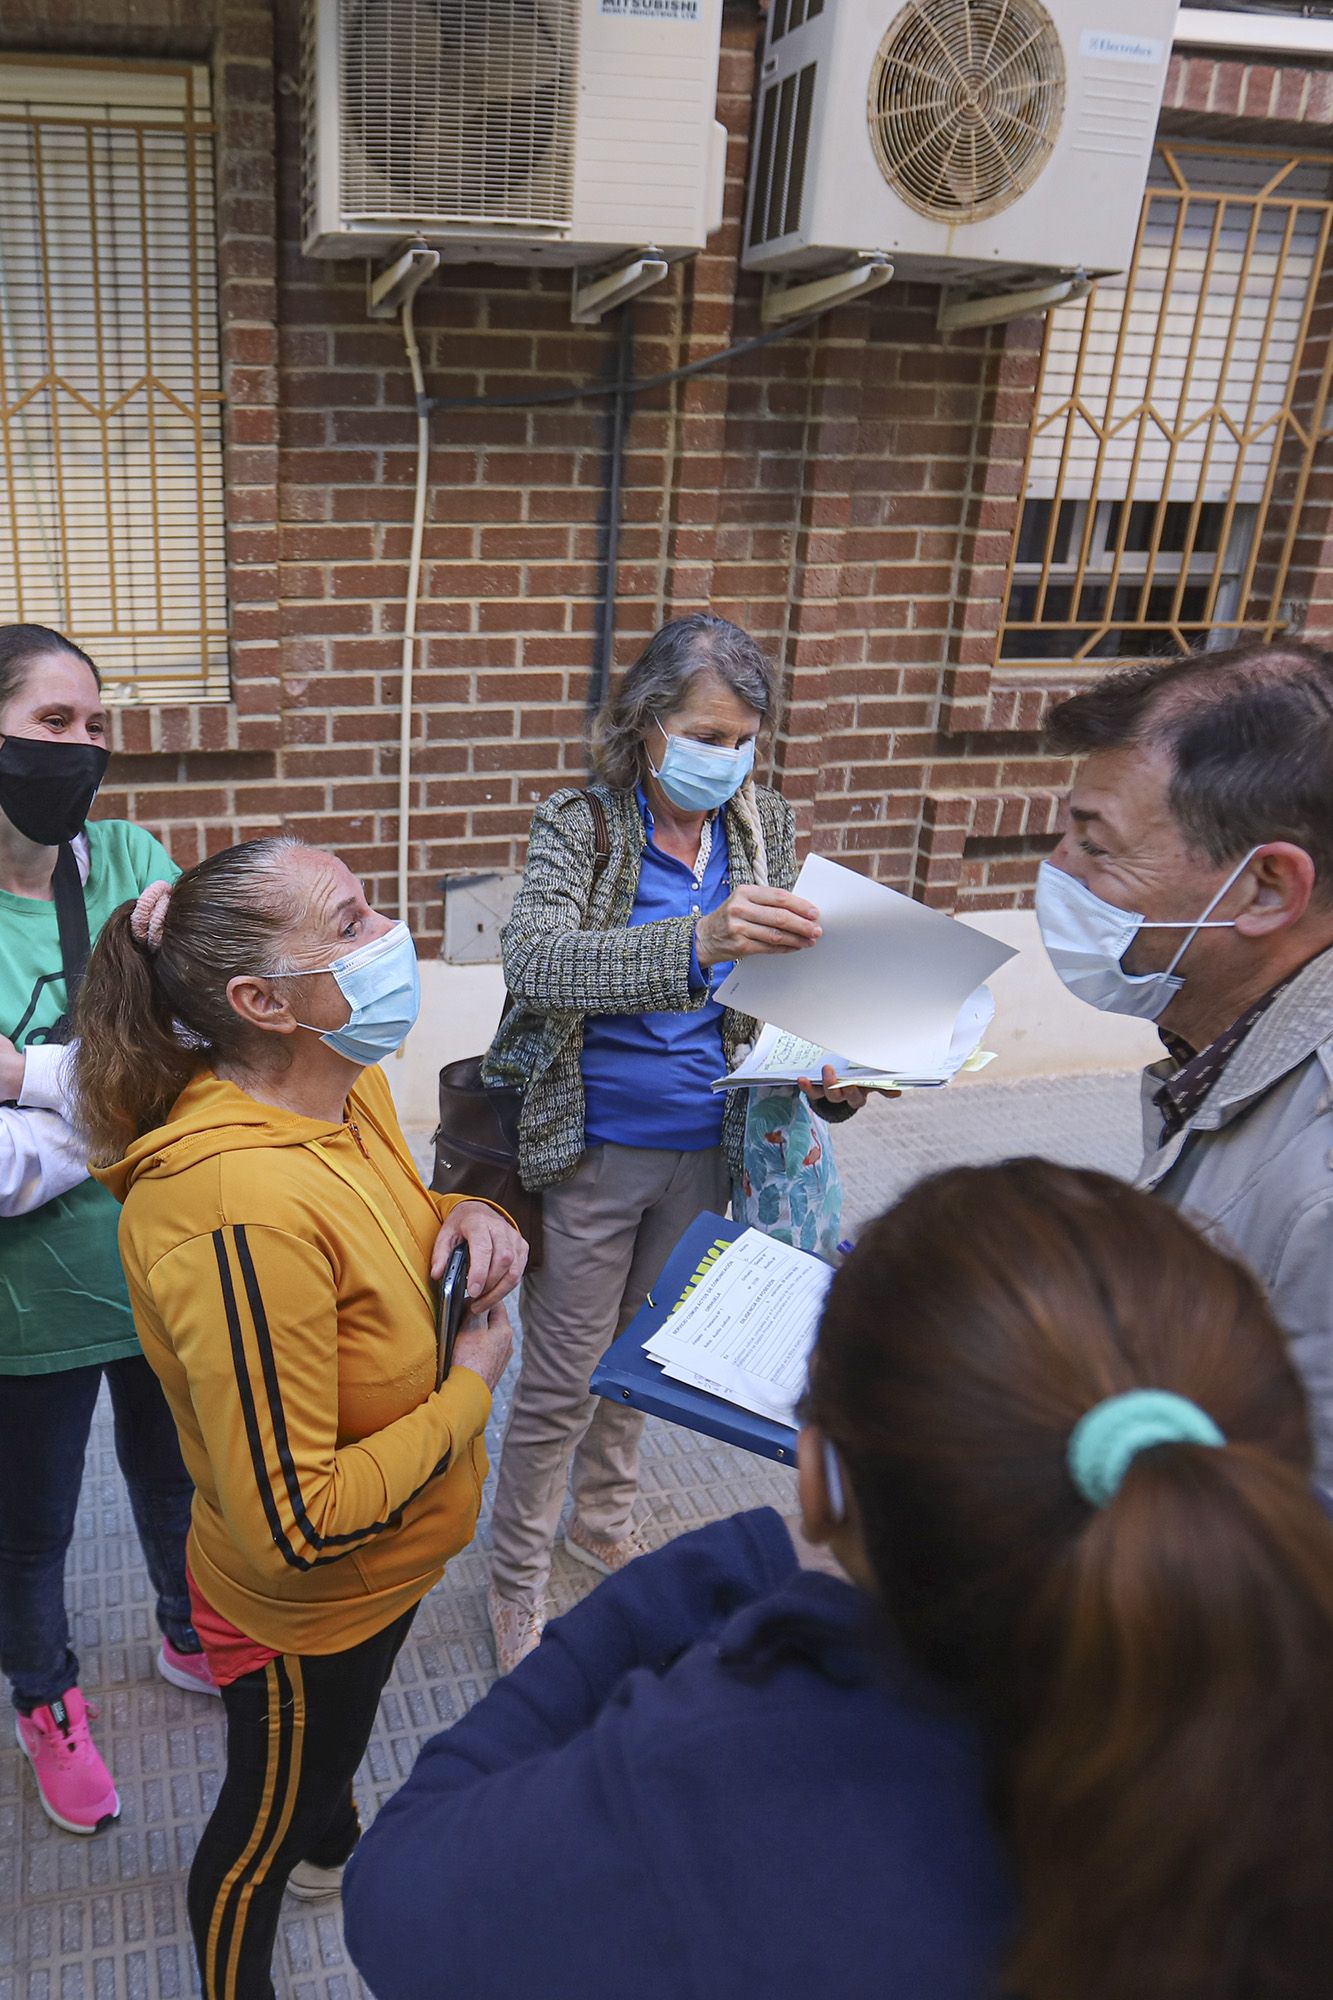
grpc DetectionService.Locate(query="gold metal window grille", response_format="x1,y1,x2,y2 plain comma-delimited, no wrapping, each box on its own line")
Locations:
998,145,1333,670
0,57,228,702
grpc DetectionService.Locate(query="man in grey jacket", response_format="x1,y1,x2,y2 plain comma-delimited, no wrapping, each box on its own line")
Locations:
1036,641,1333,1485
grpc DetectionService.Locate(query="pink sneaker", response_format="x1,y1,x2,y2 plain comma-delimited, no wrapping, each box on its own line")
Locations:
156,1640,220,1697
15,1687,120,1834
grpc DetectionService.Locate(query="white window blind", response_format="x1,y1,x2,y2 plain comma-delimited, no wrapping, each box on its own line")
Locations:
0,57,228,701
1027,149,1333,507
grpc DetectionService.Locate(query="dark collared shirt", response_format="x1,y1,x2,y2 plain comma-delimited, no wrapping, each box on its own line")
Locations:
1155,981,1292,1139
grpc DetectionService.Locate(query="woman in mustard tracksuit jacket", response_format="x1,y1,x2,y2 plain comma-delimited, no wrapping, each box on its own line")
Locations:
71,834,527,2000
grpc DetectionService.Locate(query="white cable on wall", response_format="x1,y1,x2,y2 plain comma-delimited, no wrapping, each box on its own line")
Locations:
397,291,430,937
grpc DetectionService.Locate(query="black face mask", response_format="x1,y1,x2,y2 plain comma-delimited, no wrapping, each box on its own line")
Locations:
0,736,110,846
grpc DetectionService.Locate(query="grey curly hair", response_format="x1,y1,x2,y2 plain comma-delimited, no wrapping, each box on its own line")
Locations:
589,613,779,792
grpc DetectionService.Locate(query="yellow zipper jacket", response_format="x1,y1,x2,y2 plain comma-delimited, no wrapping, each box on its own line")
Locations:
94,1063,497,1655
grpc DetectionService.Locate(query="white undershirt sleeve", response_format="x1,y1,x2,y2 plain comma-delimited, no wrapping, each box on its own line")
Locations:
0,1101,90,1215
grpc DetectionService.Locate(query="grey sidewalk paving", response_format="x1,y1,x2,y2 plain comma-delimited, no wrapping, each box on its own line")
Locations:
0,1069,1144,2000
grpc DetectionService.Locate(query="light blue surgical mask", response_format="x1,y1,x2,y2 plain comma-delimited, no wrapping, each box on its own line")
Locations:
261,920,421,1066
650,719,755,813
1035,848,1258,1021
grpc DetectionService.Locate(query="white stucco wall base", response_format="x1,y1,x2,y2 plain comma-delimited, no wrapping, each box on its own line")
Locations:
383,912,1160,1129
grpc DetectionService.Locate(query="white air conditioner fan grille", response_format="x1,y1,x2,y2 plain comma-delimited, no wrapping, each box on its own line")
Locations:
339,0,579,230
869,0,1065,225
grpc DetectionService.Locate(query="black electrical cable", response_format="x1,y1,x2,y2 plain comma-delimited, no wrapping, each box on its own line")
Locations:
423,304,827,416
421,299,829,754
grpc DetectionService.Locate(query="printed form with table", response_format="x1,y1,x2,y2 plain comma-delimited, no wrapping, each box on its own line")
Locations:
589,857,1018,1460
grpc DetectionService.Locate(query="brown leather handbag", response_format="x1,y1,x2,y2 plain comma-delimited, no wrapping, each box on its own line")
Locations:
429,794,611,1270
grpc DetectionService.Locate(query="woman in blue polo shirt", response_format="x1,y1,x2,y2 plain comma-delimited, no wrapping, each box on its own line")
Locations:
481,614,862,1672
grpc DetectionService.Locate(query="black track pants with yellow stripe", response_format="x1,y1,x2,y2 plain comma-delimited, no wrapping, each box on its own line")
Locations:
188,1607,416,2000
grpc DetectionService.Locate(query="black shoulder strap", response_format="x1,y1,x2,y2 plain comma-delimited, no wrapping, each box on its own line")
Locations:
47,842,91,1043
586,788,611,882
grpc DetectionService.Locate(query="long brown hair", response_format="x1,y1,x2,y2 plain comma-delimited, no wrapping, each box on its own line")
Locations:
72,835,306,1163
806,1160,1333,2000
588,613,778,790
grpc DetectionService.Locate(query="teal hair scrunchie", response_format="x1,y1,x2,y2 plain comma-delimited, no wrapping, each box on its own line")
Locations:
1067,1389,1225,1508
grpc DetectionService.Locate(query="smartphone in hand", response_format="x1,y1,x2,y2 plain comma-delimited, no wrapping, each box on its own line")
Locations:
436,1243,470,1388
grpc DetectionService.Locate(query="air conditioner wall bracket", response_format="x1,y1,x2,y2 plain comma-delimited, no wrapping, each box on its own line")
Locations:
368,243,441,319
760,255,894,327
937,271,1091,332
572,253,669,325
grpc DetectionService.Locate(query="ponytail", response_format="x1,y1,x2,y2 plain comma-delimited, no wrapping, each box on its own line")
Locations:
71,903,201,1162
1013,1446,1333,2000
71,834,305,1163
807,1159,1333,2000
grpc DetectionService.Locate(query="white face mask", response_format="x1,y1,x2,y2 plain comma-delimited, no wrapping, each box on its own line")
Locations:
1035,848,1260,1021
257,921,421,1066
649,719,755,813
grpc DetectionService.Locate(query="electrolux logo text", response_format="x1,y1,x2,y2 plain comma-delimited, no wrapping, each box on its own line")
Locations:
1080,28,1164,65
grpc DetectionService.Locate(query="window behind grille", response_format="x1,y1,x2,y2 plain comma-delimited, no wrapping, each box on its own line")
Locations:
0,57,228,701
998,146,1333,669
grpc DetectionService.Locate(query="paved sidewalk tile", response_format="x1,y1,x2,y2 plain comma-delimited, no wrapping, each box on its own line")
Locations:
0,1070,1144,2000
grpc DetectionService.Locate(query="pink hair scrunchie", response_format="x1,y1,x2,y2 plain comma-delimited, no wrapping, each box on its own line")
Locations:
130,879,174,953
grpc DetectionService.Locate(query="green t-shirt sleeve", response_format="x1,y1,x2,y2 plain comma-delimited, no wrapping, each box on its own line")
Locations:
121,823,181,891
0,824,182,1054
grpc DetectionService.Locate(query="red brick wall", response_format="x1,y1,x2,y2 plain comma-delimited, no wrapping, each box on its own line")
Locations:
6,2,1332,935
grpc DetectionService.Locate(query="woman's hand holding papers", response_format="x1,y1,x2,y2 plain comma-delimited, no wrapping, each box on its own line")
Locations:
798,1063,877,1112
695,883,879,1124
695,885,822,968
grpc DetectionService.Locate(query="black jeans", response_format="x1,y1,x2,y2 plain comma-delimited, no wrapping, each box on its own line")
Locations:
0,1353,197,1712
188,1607,417,2000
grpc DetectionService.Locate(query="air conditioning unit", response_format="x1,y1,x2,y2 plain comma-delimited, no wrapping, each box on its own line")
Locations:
301,0,727,268
743,0,1177,287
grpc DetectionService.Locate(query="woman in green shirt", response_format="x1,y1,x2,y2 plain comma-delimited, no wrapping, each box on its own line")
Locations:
0,625,214,1839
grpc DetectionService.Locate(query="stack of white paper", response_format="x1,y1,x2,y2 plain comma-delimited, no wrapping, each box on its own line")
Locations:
644,1228,833,1427
716,854,1016,1079
713,983,998,1091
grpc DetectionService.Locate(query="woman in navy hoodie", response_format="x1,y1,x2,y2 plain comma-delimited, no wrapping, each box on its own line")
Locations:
344,1160,1333,2000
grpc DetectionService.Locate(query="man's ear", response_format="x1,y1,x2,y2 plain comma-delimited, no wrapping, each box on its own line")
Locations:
796,1424,843,1545
1233,842,1316,938
225,974,300,1037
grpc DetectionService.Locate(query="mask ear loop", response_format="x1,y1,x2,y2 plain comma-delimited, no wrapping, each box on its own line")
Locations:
1153,845,1260,979
823,1438,847,1525
646,715,669,784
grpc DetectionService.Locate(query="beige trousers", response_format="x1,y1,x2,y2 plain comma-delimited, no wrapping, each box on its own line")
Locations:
488,1142,730,1604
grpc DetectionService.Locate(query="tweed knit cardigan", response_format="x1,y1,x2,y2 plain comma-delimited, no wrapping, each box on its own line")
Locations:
484,780,846,1192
